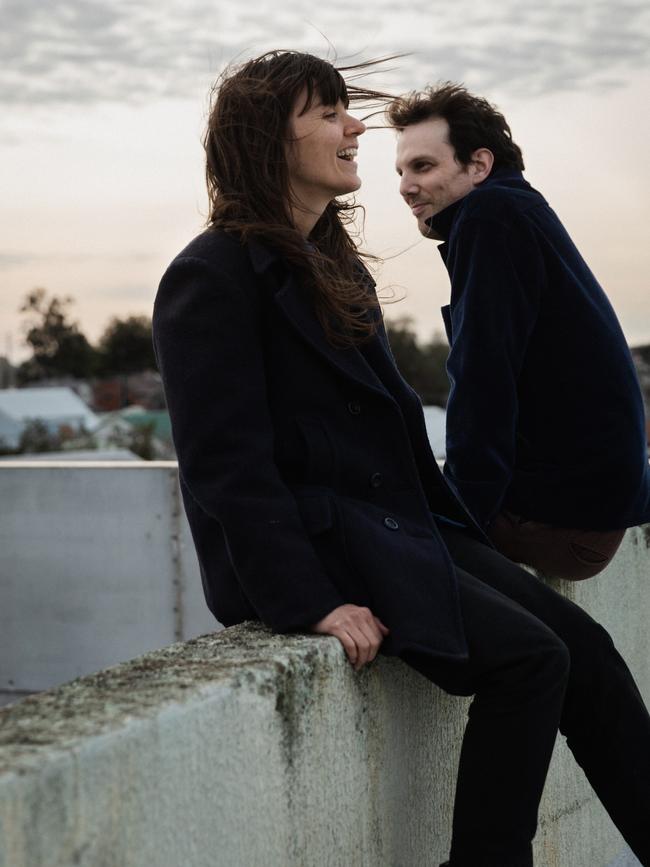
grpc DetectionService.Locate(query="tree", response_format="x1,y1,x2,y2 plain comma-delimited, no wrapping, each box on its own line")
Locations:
17,289,98,383
633,344,650,367
385,316,450,407
17,419,62,454
97,315,157,376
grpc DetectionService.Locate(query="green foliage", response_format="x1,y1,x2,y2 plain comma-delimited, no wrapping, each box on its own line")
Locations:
17,419,64,453
386,316,449,407
16,290,157,383
126,421,157,461
97,315,156,376
17,289,99,383
385,316,450,407
634,344,650,367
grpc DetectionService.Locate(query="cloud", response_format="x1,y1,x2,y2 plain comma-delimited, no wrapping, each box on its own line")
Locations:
0,251,158,271
1,0,649,106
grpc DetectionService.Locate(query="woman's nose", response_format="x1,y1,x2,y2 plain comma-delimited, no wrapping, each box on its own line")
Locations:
346,114,366,136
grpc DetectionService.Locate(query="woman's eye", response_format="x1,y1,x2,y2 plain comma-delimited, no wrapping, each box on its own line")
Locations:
324,111,338,120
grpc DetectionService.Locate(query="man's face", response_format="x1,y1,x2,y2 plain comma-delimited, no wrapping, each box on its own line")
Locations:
395,117,479,237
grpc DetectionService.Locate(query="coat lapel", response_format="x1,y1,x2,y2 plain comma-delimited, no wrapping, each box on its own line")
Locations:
248,238,393,401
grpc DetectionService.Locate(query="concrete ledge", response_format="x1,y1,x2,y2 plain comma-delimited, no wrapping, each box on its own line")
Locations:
1,529,649,866
0,462,216,694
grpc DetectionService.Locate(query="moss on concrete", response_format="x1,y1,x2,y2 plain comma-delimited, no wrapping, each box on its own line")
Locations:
0,623,338,776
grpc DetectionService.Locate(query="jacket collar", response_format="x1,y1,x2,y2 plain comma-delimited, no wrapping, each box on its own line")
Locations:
247,237,391,401
248,237,280,275
426,168,527,243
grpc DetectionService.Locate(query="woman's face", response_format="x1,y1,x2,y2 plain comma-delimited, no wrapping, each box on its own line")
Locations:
286,89,366,219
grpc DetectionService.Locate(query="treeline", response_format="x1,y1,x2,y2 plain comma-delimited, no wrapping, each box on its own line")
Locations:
16,289,156,384
384,316,450,407
14,290,451,407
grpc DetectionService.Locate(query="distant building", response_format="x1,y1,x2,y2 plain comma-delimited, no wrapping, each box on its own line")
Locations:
91,371,165,412
423,405,446,459
0,407,23,451
0,387,98,451
21,377,94,406
91,406,174,459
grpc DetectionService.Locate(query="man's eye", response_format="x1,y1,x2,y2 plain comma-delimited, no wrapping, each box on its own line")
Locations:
324,112,337,119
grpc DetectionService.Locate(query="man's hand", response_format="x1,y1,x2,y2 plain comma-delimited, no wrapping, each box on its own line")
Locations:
311,604,390,671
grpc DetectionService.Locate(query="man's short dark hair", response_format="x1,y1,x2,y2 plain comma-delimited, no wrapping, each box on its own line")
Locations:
387,82,525,172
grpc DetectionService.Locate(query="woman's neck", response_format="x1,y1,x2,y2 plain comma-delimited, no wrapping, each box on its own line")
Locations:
289,195,329,238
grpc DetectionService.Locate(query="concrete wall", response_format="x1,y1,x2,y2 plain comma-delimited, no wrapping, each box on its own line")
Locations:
0,462,216,696
1,528,649,867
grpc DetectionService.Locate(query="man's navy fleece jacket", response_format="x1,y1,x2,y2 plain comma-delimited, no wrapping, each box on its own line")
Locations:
429,168,650,531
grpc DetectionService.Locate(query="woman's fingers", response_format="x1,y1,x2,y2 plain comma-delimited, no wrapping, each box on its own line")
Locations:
311,604,388,670
355,618,383,665
374,616,390,636
349,607,381,668
334,622,368,670
350,624,372,670
336,629,359,668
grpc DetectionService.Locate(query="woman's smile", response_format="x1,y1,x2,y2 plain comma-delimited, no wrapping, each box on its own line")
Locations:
286,92,366,231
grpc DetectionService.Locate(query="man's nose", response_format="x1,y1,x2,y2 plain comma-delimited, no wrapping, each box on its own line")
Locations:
399,174,417,199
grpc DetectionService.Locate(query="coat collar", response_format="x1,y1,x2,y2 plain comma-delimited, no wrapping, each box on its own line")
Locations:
248,237,280,275
246,237,392,401
427,168,527,243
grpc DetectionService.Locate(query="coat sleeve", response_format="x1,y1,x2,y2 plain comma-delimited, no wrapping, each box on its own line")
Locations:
153,254,345,632
443,214,542,528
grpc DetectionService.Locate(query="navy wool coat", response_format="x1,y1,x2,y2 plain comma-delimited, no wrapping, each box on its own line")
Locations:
431,170,650,531
153,229,485,662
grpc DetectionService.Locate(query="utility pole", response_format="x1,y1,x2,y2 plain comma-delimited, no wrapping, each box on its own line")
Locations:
1,332,17,388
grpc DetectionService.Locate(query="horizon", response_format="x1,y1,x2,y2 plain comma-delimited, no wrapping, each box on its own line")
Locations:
2,1,649,362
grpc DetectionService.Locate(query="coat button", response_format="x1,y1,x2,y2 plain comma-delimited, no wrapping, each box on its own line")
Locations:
383,517,399,530
370,472,383,488
347,400,361,415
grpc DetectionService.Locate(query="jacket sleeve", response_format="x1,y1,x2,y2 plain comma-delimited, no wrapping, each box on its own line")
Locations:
152,254,345,631
443,215,542,527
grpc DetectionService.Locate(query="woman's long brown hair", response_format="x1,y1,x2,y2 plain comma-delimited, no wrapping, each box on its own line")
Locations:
204,51,393,344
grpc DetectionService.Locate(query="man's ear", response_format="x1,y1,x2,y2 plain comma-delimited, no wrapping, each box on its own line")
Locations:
469,148,494,184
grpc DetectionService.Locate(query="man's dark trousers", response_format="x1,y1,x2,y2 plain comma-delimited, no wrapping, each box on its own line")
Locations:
402,525,650,867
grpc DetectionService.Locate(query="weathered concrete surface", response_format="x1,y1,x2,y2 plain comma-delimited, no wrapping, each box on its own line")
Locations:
0,530,648,866
0,462,216,694
533,527,650,867
1,625,466,867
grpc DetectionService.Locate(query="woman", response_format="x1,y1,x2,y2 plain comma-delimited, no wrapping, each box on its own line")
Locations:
153,51,650,867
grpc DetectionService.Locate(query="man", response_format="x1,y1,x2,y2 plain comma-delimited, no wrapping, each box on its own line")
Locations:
389,84,650,580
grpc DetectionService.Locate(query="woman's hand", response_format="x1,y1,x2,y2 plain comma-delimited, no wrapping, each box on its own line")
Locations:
311,604,390,671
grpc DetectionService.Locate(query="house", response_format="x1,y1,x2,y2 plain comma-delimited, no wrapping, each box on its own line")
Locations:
0,387,98,451
91,406,174,459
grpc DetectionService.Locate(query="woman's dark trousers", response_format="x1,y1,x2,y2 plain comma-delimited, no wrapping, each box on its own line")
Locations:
403,526,650,867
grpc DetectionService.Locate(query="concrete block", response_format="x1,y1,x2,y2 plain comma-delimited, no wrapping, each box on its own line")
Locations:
1,548,649,867
0,463,217,693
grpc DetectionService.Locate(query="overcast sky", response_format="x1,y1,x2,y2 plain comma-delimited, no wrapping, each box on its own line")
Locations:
2,0,649,361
